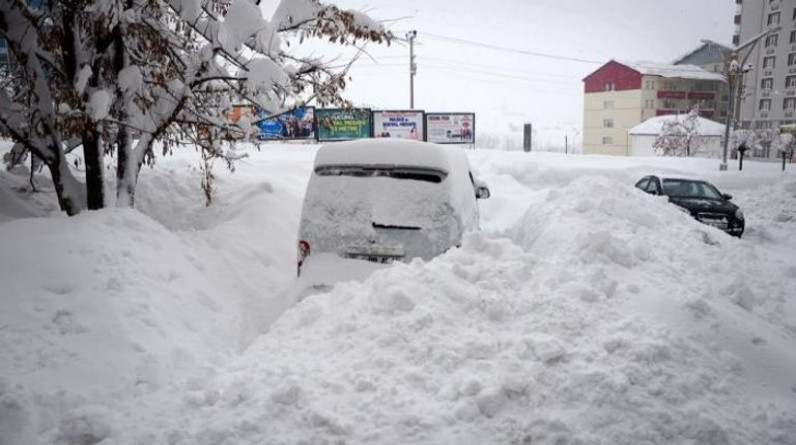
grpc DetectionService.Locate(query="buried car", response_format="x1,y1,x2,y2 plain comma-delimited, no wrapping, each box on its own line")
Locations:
635,175,744,237
297,139,490,275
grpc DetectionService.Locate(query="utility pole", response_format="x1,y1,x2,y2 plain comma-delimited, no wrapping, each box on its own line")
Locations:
407,30,417,109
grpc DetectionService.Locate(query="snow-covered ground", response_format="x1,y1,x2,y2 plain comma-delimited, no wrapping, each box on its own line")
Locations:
1,141,795,444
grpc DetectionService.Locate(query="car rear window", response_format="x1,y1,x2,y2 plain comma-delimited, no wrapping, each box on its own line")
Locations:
315,165,448,183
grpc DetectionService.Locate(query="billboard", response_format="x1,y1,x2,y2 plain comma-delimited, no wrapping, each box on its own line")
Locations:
223,105,257,140
316,108,372,141
425,113,475,144
372,110,424,140
254,107,316,141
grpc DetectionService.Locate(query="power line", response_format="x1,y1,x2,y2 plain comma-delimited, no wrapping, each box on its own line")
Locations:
420,32,603,65
416,56,583,80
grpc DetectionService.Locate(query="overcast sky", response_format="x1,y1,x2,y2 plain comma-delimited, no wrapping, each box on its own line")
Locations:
267,0,735,148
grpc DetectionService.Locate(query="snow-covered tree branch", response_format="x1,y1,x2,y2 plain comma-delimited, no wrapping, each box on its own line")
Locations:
0,0,391,214
652,108,705,157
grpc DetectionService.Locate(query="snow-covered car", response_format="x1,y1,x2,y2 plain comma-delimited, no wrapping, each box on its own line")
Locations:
297,139,490,274
635,175,744,237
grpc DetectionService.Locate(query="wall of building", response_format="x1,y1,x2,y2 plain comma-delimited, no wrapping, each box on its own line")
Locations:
738,0,794,128
630,134,723,158
583,89,643,156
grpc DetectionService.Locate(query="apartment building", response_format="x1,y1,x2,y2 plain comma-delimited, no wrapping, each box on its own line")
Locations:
735,0,796,156
582,60,726,156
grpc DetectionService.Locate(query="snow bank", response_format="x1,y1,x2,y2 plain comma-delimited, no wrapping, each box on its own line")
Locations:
0,144,312,444
107,152,794,444
1,143,794,444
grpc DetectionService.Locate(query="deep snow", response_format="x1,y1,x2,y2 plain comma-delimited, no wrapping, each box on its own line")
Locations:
1,141,795,444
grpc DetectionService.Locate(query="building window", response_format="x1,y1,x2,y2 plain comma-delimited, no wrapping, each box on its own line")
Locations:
663,99,677,109
603,119,614,128
789,53,796,66
759,99,772,111
645,99,655,109
602,137,613,145
791,30,796,44
605,82,614,91
763,56,776,69
768,11,780,26
663,82,677,91
793,7,796,21
784,98,796,110
787,75,796,88
603,100,614,109
765,34,778,47
762,78,774,89
644,80,655,89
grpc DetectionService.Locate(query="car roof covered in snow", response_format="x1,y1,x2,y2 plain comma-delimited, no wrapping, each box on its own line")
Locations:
314,139,458,172
649,173,713,184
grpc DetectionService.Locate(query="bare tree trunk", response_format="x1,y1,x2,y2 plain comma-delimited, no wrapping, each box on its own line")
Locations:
83,128,105,209
46,151,86,216
115,129,144,208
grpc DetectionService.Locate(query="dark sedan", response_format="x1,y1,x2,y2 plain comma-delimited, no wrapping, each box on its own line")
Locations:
635,175,744,237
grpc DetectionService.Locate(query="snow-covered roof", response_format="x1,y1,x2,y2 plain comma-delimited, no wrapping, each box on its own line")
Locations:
314,139,457,172
629,115,726,136
672,40,733,65
617,60,725,82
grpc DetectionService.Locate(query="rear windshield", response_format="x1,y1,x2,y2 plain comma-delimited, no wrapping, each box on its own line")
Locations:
315,165,448,184
662,179,722,199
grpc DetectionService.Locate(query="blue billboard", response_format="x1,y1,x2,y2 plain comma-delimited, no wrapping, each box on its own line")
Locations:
255,107,315,141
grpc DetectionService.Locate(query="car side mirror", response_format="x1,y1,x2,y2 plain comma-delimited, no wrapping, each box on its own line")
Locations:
722,193,733,200
476,186,491,200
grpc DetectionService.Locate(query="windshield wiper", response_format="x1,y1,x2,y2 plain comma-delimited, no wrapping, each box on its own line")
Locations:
372,222,421,230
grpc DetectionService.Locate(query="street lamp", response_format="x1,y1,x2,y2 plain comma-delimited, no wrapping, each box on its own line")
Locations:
721,55,746,171
720,26,780,171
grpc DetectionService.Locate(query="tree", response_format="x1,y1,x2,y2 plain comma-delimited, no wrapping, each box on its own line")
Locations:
0,0,390,215
652,108,705,157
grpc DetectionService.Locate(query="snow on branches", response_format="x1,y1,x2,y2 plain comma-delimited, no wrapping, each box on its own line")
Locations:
0,0,391,213
652,109,705,157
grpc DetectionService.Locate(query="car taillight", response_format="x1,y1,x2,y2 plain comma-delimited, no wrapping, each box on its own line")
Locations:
297,240,311,275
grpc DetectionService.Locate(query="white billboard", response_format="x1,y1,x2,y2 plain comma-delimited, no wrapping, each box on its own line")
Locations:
425,113,475,144
372,110,424,140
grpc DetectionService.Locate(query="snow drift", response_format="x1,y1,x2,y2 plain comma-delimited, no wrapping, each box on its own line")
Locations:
1,143,794,444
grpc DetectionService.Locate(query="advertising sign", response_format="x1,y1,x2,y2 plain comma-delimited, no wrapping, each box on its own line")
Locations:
254,107,316,141
425,113,475,144
372,110,424,140
316,108,372,141
224,105,257,140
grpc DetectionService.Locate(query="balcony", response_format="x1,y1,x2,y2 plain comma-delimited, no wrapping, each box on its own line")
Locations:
657,90,687,99
687,92,716,100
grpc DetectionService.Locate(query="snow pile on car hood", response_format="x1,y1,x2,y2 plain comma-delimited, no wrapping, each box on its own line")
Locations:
110,175,796,444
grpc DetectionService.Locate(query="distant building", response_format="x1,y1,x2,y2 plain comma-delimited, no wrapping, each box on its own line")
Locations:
673,40,734,75
735,0,796,157
582,60,725,156
628,115,727,157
